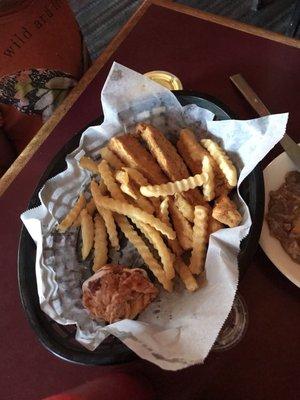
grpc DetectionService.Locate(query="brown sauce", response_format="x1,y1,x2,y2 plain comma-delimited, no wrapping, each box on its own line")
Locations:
267,171,300,264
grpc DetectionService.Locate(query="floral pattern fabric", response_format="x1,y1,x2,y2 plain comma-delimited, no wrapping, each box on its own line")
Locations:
0,69,77,121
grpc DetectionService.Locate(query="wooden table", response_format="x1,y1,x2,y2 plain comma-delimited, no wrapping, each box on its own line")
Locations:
1,1,299,399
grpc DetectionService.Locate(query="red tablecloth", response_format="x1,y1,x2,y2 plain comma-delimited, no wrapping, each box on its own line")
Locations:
1,3,299,400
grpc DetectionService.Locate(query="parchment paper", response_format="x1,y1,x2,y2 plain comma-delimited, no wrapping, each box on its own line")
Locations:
21,62,288,370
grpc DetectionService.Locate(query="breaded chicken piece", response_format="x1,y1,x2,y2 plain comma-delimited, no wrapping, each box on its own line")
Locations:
136,123,204,206
108,134,168,185
177,128,210,174
82,264,158,323
209,217,224,234
212,195,242,228
137,123,190,180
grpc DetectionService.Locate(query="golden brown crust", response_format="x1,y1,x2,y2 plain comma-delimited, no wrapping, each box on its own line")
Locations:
168,198,193,250
137,123,190,180
136,123,204,205
177,129,229,197
212,195,242,227
182,189,205,206
82,264,158,323
108,134,168,185
209,217,224,234
177,129,210,174
157,196,183,257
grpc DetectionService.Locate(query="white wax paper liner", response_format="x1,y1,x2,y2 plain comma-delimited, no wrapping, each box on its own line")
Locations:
21,62,288,370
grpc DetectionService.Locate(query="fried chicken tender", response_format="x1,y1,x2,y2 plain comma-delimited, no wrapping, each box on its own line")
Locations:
108,134,168,184
136,123,205,206
209,217,224,234
212,195,242,228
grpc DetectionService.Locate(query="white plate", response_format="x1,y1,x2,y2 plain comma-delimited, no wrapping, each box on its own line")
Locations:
260,148,300,288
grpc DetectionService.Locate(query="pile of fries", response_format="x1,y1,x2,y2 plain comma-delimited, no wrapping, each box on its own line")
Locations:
57,123,242,294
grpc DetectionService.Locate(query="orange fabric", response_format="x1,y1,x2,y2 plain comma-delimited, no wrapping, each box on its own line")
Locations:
0,0,83,79
0,0,85,172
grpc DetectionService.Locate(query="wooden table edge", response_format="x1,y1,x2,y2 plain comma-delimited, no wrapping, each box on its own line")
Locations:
1,0,299,197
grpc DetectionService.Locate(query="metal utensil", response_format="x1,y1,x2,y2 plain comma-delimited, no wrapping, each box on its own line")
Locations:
230,74,300,169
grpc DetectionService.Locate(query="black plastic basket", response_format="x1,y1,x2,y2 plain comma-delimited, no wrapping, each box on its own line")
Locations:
18,91,264,365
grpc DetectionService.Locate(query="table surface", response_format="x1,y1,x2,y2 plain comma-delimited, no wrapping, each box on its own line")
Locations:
1,1,300,399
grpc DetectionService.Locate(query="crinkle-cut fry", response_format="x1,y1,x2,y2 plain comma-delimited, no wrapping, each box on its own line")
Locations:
201,139,237,187
202,155,215,201
98,179,108,195
174,258,199,292
98,160,126,202
122,167,149,186
160,198,185,257
159,196,169,219
99,147,125,170
115,214,173,292
120,183,137,199
123,167,161,212
115,170,137,199
73,198,96,227
80,209,94,260
79,156,99,174
98,207,119,249
147,199,194,287
93,214,108,272
209,217,224,234
86,198,96,215
116,171,155,214
163,231,183,257
177,129,229,198
91,181,176,240
212,195,242,228
57,193,86,233
158,197,183,257
174,194,194,223
134,193,155,215
150,197,162,216
189,205,209,275
91,181,119,249
73,179,107,227
133,220,175,280
72,217,81,228
169,199,193,250
140,173,204,198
